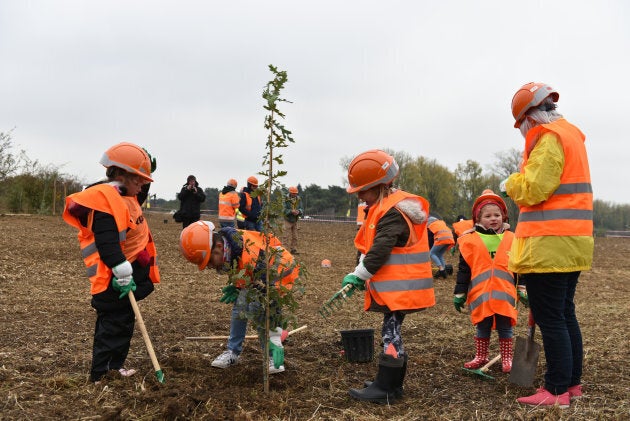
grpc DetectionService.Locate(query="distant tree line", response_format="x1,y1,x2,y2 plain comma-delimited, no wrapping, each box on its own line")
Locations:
1,131,628,234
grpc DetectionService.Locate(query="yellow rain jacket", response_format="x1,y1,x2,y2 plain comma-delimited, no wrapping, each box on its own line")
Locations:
505,119,593,273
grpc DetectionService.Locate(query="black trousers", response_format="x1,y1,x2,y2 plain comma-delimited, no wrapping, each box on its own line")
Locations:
89,265,153,381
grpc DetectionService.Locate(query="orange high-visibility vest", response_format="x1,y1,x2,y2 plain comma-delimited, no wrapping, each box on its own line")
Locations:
218,191,240,222
235,230,298,291
458,231,517,326
516,119,593,238
63,184,160,295
354,190,435,312
428,219,455,247
452,219,474,237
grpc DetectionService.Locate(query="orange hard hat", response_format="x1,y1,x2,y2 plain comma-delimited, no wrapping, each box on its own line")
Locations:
347,149,399,193
321,259,332,268
288,186,298,194
179,221,216,270
472,189,508,223
247,176,259,187
511,82,559,128
100,142,154,182
227,179,237,188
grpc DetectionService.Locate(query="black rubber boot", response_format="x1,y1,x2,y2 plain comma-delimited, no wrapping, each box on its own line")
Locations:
363,352,407,398
350,353,404,404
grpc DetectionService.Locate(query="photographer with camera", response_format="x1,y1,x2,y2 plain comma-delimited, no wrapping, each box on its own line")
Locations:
176,175,206,228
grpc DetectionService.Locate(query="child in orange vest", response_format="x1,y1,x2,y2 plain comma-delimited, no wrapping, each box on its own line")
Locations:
453,190,525,373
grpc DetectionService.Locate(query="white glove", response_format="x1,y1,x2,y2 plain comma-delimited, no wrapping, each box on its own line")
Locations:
351,261,373,281
499,178,509,198
112,260,133,278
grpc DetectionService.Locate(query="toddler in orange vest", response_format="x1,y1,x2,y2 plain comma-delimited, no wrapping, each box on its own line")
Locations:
453,190,525,373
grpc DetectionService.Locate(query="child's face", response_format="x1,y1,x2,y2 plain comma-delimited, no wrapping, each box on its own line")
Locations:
122,174,149,196
478,204,503,231
357,185,381,207
206,243,225,271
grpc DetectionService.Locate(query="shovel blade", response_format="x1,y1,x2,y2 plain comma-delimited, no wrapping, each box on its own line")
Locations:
508,335,541,387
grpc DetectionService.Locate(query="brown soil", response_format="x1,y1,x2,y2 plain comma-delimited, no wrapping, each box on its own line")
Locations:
0,214,628,420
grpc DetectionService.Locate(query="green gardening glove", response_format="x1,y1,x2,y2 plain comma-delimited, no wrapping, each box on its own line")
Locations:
220,284,239,304
341,274,365,298
269,328,285,369
112,276,137,299
453,294,466,313
517,287,529,308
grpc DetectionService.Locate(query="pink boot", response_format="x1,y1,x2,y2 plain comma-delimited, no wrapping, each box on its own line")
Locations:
499,337,513,373
464,337,489,369
517,387,570,408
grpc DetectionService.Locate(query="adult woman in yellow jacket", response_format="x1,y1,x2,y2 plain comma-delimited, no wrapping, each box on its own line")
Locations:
341,149,434,404
503,82,593,408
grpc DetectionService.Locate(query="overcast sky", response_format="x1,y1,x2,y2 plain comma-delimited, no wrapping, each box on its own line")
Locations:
1,1,628,203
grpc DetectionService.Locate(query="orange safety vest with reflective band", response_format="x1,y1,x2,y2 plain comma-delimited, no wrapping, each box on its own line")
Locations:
234,231,298,291
452,219,474,237
63,184,160,295
218,191,240,222
458,231,517,326
428,219,455,247
354,190,435,312
516,119,593,238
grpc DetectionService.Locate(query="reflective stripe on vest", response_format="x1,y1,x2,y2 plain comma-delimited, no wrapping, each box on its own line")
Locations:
355,190,435,311
429,219,454,245
459,231,517,326
516,119,593,238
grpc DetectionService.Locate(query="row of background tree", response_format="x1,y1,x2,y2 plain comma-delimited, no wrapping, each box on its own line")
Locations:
1,131,628,235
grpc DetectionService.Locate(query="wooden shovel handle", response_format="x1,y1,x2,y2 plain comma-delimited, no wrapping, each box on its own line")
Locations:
129,291,162,373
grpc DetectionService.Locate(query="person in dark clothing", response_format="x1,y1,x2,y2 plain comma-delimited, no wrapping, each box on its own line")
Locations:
239,176,263,232
177,175,206,228
63,142,160,383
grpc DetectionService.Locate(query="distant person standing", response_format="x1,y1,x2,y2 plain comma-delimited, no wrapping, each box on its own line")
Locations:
282,186,303,254
504,82,593,408
427,215,455,278
177,175,206,228
218,179,240,228
239,176,263,232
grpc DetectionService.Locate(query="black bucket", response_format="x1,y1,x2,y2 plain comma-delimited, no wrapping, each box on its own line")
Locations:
340,329,374,363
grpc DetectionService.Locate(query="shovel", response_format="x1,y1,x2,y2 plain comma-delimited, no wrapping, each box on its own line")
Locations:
128,291,165,384
508,310,541,387
462,354,501,381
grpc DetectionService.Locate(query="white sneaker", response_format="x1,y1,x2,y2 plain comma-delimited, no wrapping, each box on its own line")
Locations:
118,368,137,377
269,360,285,374
211,350,240,368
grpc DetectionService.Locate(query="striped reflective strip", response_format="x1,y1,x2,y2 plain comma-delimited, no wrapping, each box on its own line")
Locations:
518,209,593,222
371,277,433,293
219,200,232,205
553,182,592,195
81,242,97,259
469,290,516,311
86,264,97,277
385,252,431,265
470,269,513,289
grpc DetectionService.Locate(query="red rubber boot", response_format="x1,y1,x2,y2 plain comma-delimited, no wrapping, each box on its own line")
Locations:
464,337,489,369
500,337,513,373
